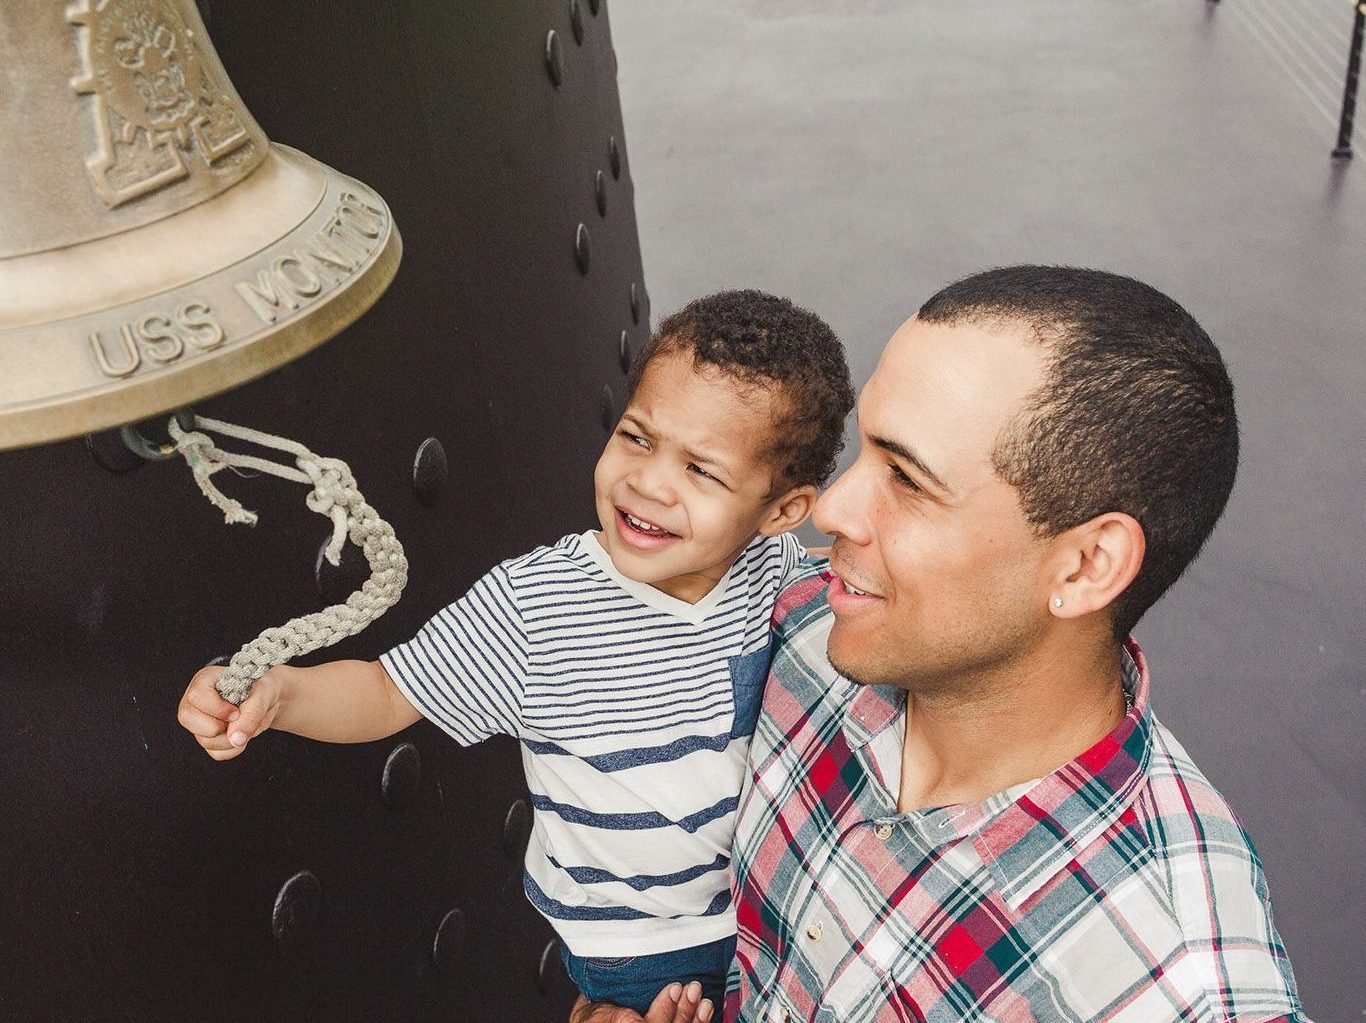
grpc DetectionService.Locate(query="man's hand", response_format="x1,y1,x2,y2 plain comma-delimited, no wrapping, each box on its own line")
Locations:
569,982,715,1023
177,664,282,760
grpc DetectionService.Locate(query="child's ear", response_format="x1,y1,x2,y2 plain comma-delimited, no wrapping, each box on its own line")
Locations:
759,484,817,536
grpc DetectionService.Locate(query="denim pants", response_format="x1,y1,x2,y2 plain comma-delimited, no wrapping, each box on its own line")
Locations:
561,934,737,1016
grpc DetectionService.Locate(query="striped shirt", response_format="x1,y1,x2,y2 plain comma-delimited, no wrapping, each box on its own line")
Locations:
728,563,1310,1023
381,530,804,956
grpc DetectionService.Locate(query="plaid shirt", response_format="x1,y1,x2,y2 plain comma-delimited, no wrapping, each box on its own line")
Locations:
727,566,1308,1023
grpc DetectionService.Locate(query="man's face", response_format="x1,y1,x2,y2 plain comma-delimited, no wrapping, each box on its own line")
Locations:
813,315,1052,694
594,350,782,603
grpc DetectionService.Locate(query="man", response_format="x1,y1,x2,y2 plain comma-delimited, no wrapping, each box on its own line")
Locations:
573,267,1309,1023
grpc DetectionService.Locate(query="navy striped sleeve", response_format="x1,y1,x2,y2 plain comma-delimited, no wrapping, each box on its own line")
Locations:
380,564,529,745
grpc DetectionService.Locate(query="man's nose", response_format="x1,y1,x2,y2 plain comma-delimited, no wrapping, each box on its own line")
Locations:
813,464,869,544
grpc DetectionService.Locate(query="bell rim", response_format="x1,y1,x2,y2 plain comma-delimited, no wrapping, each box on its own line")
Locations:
0,145,402,451
0,228,399,451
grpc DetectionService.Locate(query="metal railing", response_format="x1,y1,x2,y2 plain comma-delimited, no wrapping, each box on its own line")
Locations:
1212,0,1365,158
1331,1,1365,158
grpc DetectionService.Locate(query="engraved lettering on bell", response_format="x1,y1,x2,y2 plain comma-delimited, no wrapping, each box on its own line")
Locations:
233,196,389,325
68,0,255,207
89,324,140,377
87,299,224,378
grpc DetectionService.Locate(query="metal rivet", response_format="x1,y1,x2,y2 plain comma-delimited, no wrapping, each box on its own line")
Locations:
629,282,641,324
569,0,585,44
315,532,368,604
594,169,608,217
537,939,564,994
85,429,144,473
432,907,466,975
271,870,322,944
600,385,616,431
575,223,592,274
618,330,631,374
412,437,448,506
381,742,421,810
587,0,600,15
544,30,563,86
502,799,533,859
608,135,621,179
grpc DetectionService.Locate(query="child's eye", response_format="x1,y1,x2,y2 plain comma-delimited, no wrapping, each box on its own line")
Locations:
619,430,649,449
687,463,716,481
888,463,921,493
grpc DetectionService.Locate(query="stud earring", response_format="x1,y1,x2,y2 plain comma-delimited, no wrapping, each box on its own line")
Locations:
1051,597,1064,609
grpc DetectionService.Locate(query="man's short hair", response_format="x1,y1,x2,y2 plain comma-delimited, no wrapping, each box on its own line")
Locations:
918,265,1239,637
628,289,855,490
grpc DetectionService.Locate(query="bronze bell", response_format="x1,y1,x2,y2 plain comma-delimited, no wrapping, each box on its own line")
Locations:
0,0,402,450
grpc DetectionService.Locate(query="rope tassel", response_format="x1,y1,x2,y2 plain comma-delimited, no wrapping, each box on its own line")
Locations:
169,415,409,706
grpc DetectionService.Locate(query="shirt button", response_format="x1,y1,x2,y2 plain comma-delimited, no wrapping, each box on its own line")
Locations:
874,821,894,840
805,920,823,941
780,1009,791,1023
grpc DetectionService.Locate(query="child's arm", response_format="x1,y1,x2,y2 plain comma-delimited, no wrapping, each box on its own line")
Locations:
182,560,531,760
178,659,420,761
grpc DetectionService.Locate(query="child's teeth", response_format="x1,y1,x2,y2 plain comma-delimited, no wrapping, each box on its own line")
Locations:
627,513,662,533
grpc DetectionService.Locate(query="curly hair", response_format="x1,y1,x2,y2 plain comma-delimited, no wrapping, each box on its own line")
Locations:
626,290,854,490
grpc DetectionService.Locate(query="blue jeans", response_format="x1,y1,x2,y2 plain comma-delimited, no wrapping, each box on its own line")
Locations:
561,934,737,1016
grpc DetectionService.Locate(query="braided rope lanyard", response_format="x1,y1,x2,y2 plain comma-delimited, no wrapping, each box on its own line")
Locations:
168,415,408,706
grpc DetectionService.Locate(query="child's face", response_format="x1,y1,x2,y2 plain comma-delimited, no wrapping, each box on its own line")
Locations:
594,351,787,603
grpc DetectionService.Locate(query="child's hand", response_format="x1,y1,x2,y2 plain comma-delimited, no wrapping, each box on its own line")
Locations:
177,665,283,760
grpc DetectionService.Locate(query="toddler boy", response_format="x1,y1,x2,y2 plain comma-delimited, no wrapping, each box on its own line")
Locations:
178,289,853,1016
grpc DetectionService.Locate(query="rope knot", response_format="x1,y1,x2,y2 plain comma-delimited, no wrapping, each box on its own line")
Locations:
304,458,355,511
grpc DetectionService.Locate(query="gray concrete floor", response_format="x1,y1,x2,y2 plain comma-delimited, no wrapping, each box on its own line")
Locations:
613,1,1364,1018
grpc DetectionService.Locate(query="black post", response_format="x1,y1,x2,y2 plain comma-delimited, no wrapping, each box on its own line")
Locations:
1332,2,1366,159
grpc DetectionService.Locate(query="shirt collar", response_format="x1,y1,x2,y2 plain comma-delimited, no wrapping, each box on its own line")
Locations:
840,638,1154,912
844,681,905,750
578,530,738,625
971,639,1153,911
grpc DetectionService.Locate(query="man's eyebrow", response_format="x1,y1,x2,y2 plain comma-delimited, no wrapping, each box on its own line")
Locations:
871,435,952,494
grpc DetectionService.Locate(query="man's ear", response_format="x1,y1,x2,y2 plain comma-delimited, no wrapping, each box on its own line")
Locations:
1045,512,1146,623
759,484,817,536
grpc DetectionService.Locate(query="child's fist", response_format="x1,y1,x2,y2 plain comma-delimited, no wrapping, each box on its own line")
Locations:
177,665,281,760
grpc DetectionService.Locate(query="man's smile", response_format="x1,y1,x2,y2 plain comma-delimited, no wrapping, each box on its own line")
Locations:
829,548,882,595
827,550,885,613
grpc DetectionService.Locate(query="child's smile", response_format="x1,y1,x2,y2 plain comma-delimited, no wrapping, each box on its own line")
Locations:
616,508,679,546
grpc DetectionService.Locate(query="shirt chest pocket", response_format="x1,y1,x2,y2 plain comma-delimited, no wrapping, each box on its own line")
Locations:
727,639,773,739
